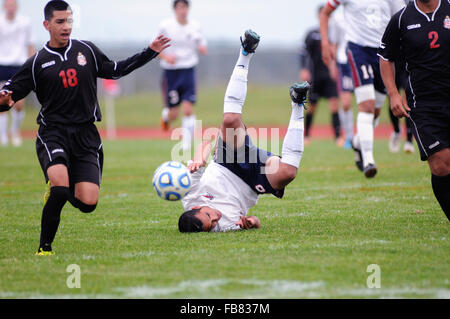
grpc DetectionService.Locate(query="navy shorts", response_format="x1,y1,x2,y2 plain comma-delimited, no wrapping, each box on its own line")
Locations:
409,105,450,161
347,42,386,93
0,65,20,83
36,123,104,187
162,67,197,108
214,134,284,198
337,62,354,93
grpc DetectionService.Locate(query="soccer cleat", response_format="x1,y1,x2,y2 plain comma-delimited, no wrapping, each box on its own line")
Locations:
343,138,352,150
160,118,169,132
43,181,51,205
240,30,260,55
351,139,364,172
363,163,378,178
389,132,401,153
35,247,54,256
289,82,310,107
403,141,415,154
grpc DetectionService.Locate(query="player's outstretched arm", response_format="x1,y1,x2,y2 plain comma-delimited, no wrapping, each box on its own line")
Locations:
380,59,410,118
93,35,171,80
319,4,336,67
236,216,260,230
187,131,219,173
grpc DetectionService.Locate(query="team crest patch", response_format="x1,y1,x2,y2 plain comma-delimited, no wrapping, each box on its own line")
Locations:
202,193,214,200
77,52,87,66
444,16,450,29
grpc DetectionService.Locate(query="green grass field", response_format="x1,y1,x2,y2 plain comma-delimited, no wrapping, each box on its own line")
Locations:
0,87,449,299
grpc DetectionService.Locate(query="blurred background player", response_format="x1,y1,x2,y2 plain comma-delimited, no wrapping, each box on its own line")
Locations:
178,31,309,232
388,56,415,154
0,0,34,147
299,5,341,146
320,0,405,178
328,9,354,149
158,0,207,151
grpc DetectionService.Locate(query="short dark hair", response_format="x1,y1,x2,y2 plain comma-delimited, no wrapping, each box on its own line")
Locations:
173,0,189,8
44,0,71,21
178,209,203,233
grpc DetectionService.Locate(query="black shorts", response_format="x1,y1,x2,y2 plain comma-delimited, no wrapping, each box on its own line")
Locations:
309,76,338,104
36,123,104,186
409,105,450,161
214,134,284,198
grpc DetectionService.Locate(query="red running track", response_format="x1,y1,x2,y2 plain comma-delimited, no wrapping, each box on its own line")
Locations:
21,124,395,140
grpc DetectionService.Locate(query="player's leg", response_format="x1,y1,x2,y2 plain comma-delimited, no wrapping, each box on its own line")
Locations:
160,70,181,131
404,116,415,154
180,68,197,151
329,97,342,145
266,83,309,190
347,43,378,178
339,91,354,149
10,99,25,147
0,80,8,146
428,149,450,220
305,81,319,145
221,30,260,148
389,106,401,153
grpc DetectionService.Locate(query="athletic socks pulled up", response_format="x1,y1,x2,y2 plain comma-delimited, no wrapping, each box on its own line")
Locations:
223,50,252,114
10,108,25,136
281,102,304,168
431,174,450,221
357,112,375,167
332,112,341,139
182,114,196,151
39,186,69,250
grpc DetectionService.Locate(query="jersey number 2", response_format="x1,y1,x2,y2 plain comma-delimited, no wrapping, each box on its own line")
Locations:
59,69,79,88
429,31,440,49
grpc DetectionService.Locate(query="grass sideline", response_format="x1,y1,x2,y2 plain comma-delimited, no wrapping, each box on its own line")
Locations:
0,137,448,299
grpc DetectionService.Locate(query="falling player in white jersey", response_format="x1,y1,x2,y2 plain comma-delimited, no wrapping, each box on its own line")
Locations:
178,30,309,232
0,0,34,146
320,0,405,178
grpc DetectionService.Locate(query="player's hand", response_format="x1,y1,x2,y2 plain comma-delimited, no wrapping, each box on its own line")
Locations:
389,92,410,118
236,216,260,230
198,45,208,56
150,35,171,53
300,69,311,82
0,90,14,108
188,160,205,174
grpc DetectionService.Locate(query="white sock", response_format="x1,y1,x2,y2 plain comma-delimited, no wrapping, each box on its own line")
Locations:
0,113,8,143
182,114,196,151
223,50,253,114
357,112,375,167
10,108,25,136
281,102,305,168
373,116,380,129
161,107,169,122
343,109,354,140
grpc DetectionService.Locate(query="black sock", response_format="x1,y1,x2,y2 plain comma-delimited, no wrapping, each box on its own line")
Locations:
39,186,69,250
405,118,413,142
389,107,400,133
431,174,450,221
305,113,314,137
332,112,341,139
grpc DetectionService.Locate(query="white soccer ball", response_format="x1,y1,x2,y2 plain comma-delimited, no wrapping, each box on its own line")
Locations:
152,161,192,201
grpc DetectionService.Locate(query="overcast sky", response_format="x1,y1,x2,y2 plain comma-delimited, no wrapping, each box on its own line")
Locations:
16,0,331,48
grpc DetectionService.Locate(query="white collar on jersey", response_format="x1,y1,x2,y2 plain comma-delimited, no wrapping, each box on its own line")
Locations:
44,39,73,62
414,0,441,22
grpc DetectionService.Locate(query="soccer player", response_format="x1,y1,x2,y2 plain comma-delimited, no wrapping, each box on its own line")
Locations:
300,6,341,146
320,0,406,178
328,9,355,149
158,0,207,151
178,31,309,232
0,0,34,147
379,0,450,221
0,0,171,255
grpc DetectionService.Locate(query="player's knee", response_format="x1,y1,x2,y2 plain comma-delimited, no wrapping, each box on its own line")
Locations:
281,166,298,184
222,113,241,129
429,152,450,176
77,200,97,214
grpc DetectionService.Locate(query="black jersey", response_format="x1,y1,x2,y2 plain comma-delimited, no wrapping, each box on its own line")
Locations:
300,28,330,80
1,39,158,125
378,1,450,108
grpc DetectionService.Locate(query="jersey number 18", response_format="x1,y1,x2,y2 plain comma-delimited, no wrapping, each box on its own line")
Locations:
59,69,79,88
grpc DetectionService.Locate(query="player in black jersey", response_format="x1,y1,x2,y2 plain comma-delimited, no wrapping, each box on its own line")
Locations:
299,6,340,146
379,0,450,221
0,0,171,255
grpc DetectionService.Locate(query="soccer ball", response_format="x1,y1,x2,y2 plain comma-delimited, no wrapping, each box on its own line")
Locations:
152,161,192,201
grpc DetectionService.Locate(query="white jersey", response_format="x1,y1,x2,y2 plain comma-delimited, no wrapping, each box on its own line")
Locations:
182,161,259,232
0,14,33,66
328,10,348,65
327,0,405,48
158,18,206,70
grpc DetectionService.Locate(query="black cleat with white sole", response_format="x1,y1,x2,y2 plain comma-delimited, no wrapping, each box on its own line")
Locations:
363,163,378,178
351,139,364,172
289,82,310,106
240,30,260,55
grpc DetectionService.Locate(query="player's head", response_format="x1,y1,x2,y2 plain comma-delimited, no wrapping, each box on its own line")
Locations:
173,0,189,22
43,1,73,46
3,0,17,18
178,206,222,233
